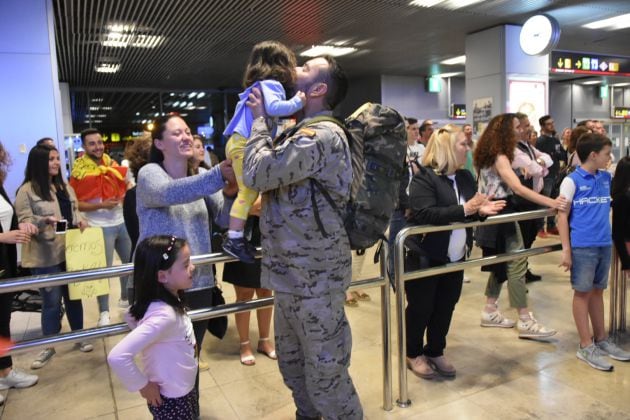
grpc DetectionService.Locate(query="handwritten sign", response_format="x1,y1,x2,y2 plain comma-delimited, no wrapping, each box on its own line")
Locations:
66,227,110,300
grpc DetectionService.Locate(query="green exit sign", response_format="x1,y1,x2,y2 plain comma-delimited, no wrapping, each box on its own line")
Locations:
427,76,441,93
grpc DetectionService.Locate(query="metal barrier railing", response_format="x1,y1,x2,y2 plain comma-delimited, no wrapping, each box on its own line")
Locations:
393,208,561,408
1,246,395,411
610,247,628,334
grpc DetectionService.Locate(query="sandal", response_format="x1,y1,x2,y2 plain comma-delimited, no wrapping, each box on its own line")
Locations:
351,291,371,302
344,297,358,307
257,338,278,360
240,341,256,366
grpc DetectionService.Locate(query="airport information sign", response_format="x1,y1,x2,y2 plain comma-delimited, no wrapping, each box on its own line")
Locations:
613,107,630,119
550,51,630,77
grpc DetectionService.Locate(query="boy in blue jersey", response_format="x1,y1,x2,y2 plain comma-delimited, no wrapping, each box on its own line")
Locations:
558,132,630,371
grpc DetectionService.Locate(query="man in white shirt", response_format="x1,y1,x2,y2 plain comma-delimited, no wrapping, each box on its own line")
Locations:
70,129,132,326
512,113,552,282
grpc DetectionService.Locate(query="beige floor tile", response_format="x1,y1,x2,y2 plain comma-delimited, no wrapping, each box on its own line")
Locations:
218,371,294,419
4,242,630,419
469,374,628,419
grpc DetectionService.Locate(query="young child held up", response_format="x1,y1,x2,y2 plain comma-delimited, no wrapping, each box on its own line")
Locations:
222,40,306,263
108,235,198,419
557,132,630,372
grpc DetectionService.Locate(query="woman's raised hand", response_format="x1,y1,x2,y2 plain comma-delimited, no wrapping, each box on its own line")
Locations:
479,199,506,217
554,194,569,212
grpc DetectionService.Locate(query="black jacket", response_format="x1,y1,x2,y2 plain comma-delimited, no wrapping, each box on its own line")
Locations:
612,191,630,270
0,185,18,279
406,166,482,264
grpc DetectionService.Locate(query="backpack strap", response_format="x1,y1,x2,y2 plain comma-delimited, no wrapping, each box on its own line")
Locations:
310,178,346,239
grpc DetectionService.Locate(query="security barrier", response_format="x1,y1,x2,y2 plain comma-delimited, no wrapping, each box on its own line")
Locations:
393,208,562,408
0,247,395,411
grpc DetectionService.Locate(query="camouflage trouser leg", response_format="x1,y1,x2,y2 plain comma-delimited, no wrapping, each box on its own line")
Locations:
274,291,363,420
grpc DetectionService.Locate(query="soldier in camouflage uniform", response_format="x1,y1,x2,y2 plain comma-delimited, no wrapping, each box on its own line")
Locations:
243,55,363,420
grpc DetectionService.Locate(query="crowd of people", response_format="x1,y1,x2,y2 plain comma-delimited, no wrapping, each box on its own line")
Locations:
0,39,629,417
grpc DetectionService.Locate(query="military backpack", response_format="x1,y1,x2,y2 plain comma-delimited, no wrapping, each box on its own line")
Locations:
285,102,407,250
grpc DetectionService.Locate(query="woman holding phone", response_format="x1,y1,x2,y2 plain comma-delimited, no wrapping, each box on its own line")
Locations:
15,144,90,370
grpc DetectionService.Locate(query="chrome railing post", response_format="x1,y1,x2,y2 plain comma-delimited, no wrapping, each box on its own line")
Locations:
610,248,619,335
395,226,411,408
380,243,393,411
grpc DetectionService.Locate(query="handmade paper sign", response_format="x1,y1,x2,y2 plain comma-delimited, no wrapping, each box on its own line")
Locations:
66,227,109,300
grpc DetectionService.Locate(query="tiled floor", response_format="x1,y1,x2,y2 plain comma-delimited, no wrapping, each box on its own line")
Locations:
2,236,630,419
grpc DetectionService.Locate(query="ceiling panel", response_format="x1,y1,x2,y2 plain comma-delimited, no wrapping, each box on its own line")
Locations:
52,0,630,130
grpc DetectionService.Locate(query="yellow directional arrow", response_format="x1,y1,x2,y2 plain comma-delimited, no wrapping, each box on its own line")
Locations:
558,58,564,68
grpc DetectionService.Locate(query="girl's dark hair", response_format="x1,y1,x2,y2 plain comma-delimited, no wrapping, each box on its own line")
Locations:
0,141,11,185
243,40,297,90
129,235,188,321
613,157,630,197
473,113,518,170
20,145,67,201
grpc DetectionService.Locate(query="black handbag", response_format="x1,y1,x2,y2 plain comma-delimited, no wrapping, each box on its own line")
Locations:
207,286,228,339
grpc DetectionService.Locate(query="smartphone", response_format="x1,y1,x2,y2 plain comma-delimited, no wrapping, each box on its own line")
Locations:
55,219,67,234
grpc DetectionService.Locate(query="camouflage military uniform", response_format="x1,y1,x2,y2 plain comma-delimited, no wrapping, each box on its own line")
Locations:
243,113,363,419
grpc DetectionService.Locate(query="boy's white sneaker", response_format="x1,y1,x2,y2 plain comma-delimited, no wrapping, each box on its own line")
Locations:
595,338,630,361
577,343,613,371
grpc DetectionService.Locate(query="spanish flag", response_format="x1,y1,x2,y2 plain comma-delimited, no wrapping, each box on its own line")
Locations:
69,154,128,202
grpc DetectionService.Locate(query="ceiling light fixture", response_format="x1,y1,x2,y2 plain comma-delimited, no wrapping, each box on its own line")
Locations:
410,0,484,9
301,45,357,57
581,80,602,85
583,13,630,30
197,92,206,99
432,71,464,78
94,63,120,73
611,82,630,87
440,55,466,65
188,92,197,98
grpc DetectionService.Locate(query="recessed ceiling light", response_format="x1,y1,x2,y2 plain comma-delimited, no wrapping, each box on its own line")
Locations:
188,92,197,98
410,0,484,9
440,55,466,65
611,82,630,87
582,80,602,85
95,63,120,73
173,101,180,107
583,13,630,30
433,72,464,78
91,98,103,102
409,0,442,7
132,34,164,49
301,45,357,57
197,92,206,99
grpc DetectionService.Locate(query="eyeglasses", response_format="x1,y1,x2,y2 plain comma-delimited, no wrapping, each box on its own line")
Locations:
162,236,177,261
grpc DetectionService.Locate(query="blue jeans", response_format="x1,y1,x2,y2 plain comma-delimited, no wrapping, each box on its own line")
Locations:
571,246,612,292
388,209,407,287
32,264,84,335
97,223,132,311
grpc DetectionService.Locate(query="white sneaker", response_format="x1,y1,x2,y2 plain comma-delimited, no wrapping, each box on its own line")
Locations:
118,299,129,308
480,310,516,328
97,311,110,327
517,313,556,339
77,341,94,353
0,368,38,389
31,348,56,370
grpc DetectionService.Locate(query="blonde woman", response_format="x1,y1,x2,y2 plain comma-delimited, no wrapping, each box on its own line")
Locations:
404,125,505,379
